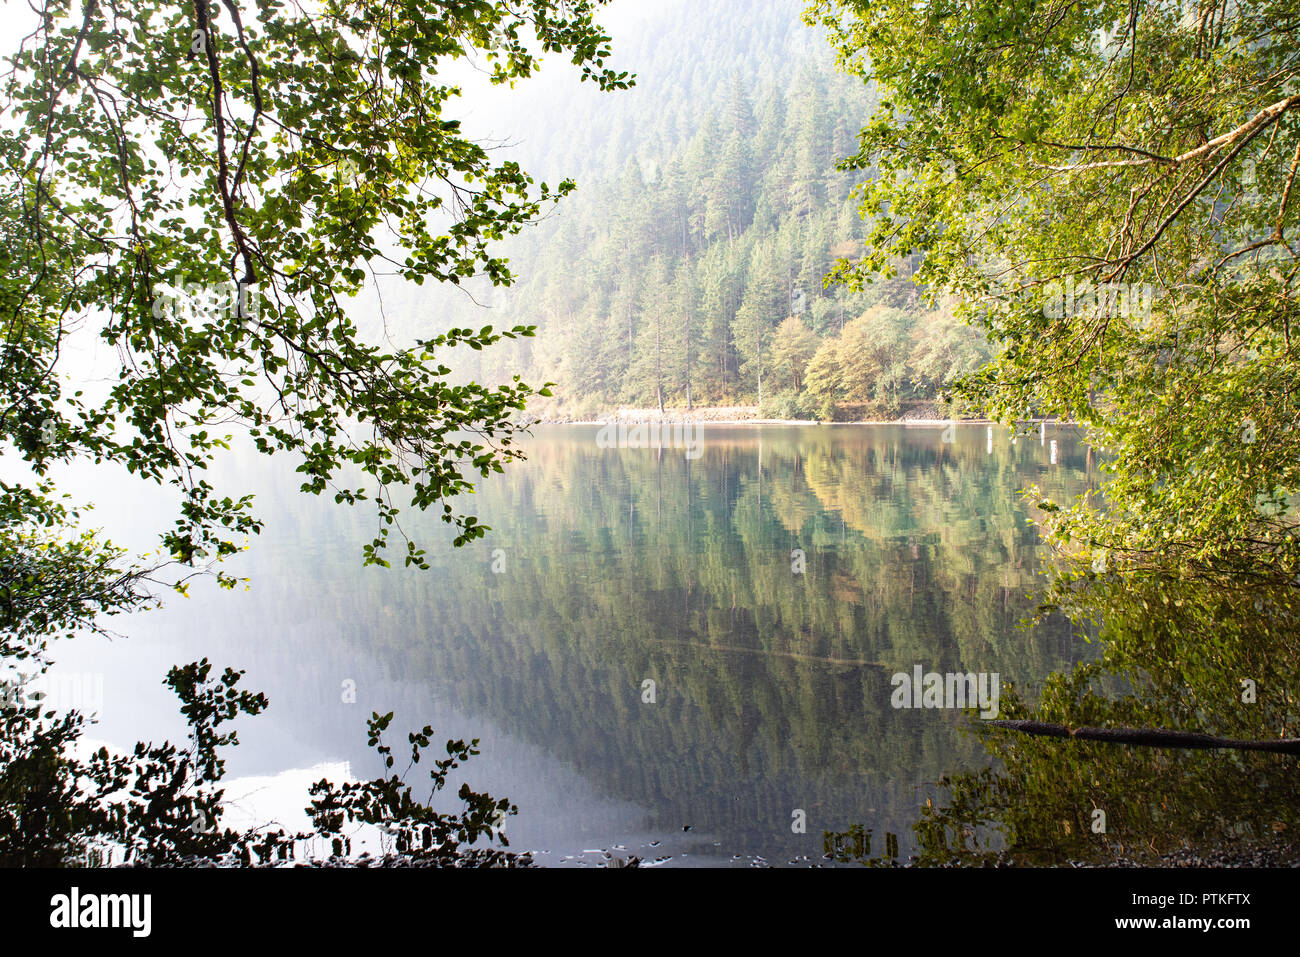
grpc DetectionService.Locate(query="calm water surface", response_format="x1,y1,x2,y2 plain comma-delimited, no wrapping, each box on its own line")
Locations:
55,424,1098,866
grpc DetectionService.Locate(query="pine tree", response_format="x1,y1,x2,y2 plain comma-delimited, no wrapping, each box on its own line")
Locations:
628,257,674,411
667,262,700,409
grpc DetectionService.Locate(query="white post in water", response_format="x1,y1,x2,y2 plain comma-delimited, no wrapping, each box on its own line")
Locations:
986,426,993,454
1040,420,1045,445
1050,439,1058,465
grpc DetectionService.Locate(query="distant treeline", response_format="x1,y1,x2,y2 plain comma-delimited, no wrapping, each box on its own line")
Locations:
449,50,992,420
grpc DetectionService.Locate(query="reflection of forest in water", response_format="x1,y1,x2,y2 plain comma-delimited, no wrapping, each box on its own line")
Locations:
865,573,1300,867
166,424,1102,860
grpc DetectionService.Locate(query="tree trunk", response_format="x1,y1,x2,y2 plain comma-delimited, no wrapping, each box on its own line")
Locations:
988,720,1300,755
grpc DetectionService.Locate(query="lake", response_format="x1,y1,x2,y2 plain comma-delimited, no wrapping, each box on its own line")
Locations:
51,423,1099,866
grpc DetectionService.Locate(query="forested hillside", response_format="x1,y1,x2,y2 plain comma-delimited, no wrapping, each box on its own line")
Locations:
433,0,992,420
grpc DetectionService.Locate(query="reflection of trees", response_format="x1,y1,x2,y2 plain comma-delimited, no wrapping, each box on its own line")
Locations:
886,573,1300,866
200,426,1095,854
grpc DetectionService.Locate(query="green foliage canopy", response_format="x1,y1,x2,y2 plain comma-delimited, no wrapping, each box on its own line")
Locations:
1,0,630,590
808,0,1300,579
